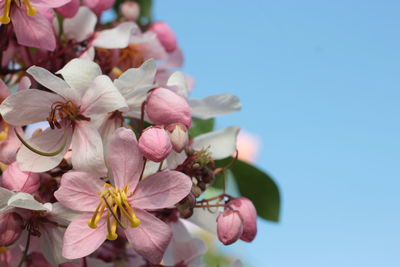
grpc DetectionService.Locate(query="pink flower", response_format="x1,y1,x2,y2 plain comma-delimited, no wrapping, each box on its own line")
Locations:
0,59,127,174
138,126,172,162
228,197,257,242
216,210,244,245
0,0,71,50
2,162,40,194
146,87,192,128
148,21,178,53
54,128,192,263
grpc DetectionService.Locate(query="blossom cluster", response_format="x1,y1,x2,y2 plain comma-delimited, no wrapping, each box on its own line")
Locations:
0,1,258,266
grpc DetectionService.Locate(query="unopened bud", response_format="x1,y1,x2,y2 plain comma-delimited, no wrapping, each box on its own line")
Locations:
191,186,202,198
146,88,192,128
138,127,172,162
201,168,215,184
148,21,178,52
56,0,79,18
217,210,243,245
228,197,257,242
178,207,193,219
120,1,140,21
0,213,24,246
2,162,40,194
166,123,188,153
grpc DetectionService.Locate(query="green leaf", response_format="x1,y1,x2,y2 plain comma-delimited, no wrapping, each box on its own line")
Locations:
189,118,215,138
213,158,281,222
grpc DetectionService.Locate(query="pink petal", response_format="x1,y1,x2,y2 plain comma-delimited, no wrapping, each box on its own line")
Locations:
32,0,71,8
17,123,73,172
54,170,104,212
62,213,107,259
71,121,107,177
55,0,79,18
0,79,10,100
130,171,191,210
80,75,128,116
107,128,143,190
0,89,64,126
11,9,56,51
0,125,20,165
125,209,172,264
17,77,31,92
2,162,40,194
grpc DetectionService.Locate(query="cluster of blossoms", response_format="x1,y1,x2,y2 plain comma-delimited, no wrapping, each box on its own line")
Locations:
0,1,258,266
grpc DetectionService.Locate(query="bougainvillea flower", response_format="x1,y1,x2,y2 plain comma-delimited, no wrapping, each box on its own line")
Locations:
64,6,138,59
0,0,70,50
0,59,127,174
54,128,192,263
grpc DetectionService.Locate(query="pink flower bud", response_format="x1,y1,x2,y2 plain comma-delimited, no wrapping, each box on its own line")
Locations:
148,21,178,52
120,1,140,21
83,0,115,15
166,123,189,153
138,127,172,162
0,213,24,246
146,88,192,128
228,197,257,242
56,0,80,18
2,162,40,194
217,210,243,245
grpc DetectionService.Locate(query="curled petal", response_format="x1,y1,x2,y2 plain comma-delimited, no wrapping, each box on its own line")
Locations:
189,94,242,119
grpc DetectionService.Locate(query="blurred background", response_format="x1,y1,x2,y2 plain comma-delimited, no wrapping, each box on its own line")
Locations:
152,1,400,266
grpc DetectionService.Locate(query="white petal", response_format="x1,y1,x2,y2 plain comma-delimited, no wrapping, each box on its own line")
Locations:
93,22,138,49
167,71,189,98
27,66,78,102
80,75,128,116
56,58,102,99
190,94,241,119
63,6,96,42
7,192,50,211
17,125,73,172
40,225,70,266
187,207,219,235
51,202,80,223
0,187,14,213
193,126,240,160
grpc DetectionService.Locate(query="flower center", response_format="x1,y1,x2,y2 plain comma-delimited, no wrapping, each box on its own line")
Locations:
0,0,37,24
88,184,140,241
47,101,90,129
113,44,145,75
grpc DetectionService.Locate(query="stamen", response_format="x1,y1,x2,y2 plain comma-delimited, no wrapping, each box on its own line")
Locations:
22,0,36,16
15,128,68,157
88,201,106,229
106,205,118,240
0,0,12,24
0,122,9,141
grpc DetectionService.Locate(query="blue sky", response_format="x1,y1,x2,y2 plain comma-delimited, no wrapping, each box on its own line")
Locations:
154,1,400,266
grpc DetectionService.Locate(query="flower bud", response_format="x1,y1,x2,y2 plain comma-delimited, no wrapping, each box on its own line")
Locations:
56,0,80,18
0,213,24,246
2,162,40,194
166,123,189,153
217,210,243,245
120,1,140,21
228,197,257,242
83,0,115,15
146,88,192,128
138,127,172,162
148,21,178,52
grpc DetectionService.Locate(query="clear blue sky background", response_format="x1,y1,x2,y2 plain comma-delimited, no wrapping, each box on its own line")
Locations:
153,1,400,266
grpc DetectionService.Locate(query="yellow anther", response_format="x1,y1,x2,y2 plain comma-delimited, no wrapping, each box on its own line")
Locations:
23,0,36,16
0,0,12,24
106,206,118,240
88,201,106,229
0,122,9,141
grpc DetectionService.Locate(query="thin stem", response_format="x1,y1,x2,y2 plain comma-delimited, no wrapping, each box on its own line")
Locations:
139,101,146,135
17,228,31,267
139,158,147,181
194,204,226,209
158,160,164,172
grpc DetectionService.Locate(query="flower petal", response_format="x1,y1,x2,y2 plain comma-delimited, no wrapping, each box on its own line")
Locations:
107,128,143,190
11,10,56,51
17,124,73,172
27,66,79,102
71,121,107,176
192,126,240,160
0,89,64,125
0,125,21,164
31,0,71,8
50,202,80,223
62,213,107,259
7,192,50,211
80,75,128,116
54,171,103,212
125,209,172,264
0,79,10,99
166,71,189,98
63,6,96,42
189,94,241,119
40,225,69,266
130,171,191,210
56,58,102,99
93,22,138,49
188,207,219,235
0,187,14,213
